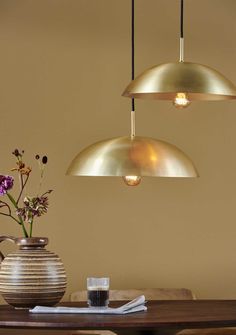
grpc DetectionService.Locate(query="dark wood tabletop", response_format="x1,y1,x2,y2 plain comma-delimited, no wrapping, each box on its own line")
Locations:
1,300,236,331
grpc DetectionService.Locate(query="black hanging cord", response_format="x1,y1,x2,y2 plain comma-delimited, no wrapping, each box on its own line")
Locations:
131,0,135,112
180,0,184,38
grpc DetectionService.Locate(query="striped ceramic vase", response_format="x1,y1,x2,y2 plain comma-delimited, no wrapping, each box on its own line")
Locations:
0,236,67,308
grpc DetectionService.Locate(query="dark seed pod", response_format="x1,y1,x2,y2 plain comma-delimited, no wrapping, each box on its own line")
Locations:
42,156,48,164
12,149,20,157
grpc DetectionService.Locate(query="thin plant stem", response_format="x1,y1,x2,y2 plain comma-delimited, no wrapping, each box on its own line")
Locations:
37,164,45,196
0,200,21,224
0,211,20,224
0,200,12,214
29,218,33,237
18,216,28,238
6,192,28,237
41,190,52,197
0,210,28,237
16,174,29,205
17,172,24,204
22,222,28,237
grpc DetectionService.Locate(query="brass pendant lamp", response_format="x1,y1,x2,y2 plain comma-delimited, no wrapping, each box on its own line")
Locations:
123,0,236,108
66,0,198,185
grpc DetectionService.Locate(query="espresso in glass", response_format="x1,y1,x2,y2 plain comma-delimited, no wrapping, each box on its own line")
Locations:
88,288,109,307
87,278,109,308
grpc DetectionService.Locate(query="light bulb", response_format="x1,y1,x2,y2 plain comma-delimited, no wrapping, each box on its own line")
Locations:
123,176,141,186
173,92,191,108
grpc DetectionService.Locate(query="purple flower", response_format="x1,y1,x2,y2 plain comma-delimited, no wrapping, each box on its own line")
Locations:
0,175,14,196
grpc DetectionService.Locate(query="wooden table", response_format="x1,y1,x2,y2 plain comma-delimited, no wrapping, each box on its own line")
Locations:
1,300,236,333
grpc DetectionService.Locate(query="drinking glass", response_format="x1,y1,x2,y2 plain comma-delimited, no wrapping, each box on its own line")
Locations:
87,277,109,308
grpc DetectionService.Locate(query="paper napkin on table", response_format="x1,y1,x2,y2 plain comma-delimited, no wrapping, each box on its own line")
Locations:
29,295,147,315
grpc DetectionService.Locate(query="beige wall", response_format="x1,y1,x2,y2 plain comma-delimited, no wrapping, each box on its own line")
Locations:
1,0,236,304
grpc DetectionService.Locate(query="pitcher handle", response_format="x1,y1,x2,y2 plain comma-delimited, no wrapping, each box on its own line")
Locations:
0,236,16,263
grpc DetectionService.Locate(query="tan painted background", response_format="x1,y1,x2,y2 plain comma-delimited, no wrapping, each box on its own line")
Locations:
1,0,236,304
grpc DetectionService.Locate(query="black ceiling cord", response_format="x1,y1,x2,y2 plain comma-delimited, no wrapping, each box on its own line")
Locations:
180,0,184,38
131,0,135,112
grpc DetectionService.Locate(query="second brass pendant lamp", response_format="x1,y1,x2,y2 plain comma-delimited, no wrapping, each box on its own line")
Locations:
123,0,236,108
67,0,198,185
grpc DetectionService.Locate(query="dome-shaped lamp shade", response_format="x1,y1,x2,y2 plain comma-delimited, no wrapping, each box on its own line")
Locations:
67,136,198,177
122,62,236,101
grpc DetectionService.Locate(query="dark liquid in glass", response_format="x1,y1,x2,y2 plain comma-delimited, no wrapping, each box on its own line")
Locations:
88,289,109,307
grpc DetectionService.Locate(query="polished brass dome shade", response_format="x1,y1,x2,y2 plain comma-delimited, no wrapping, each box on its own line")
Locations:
123,0,236,103
67,136,198,178
122,61,236,101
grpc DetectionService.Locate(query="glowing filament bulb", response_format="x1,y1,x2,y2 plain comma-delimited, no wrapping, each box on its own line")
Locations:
173,93,191,108
123,176,141,186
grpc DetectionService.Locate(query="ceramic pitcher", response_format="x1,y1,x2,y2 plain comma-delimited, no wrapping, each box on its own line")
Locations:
0,236,66,308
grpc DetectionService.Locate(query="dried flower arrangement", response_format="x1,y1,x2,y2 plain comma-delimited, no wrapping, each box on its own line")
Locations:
0,149,52,237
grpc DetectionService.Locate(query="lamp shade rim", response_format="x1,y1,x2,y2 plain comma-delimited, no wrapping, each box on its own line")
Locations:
122,61,236,100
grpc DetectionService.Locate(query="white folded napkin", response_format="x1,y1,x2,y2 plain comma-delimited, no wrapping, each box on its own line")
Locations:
30,295,147,315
